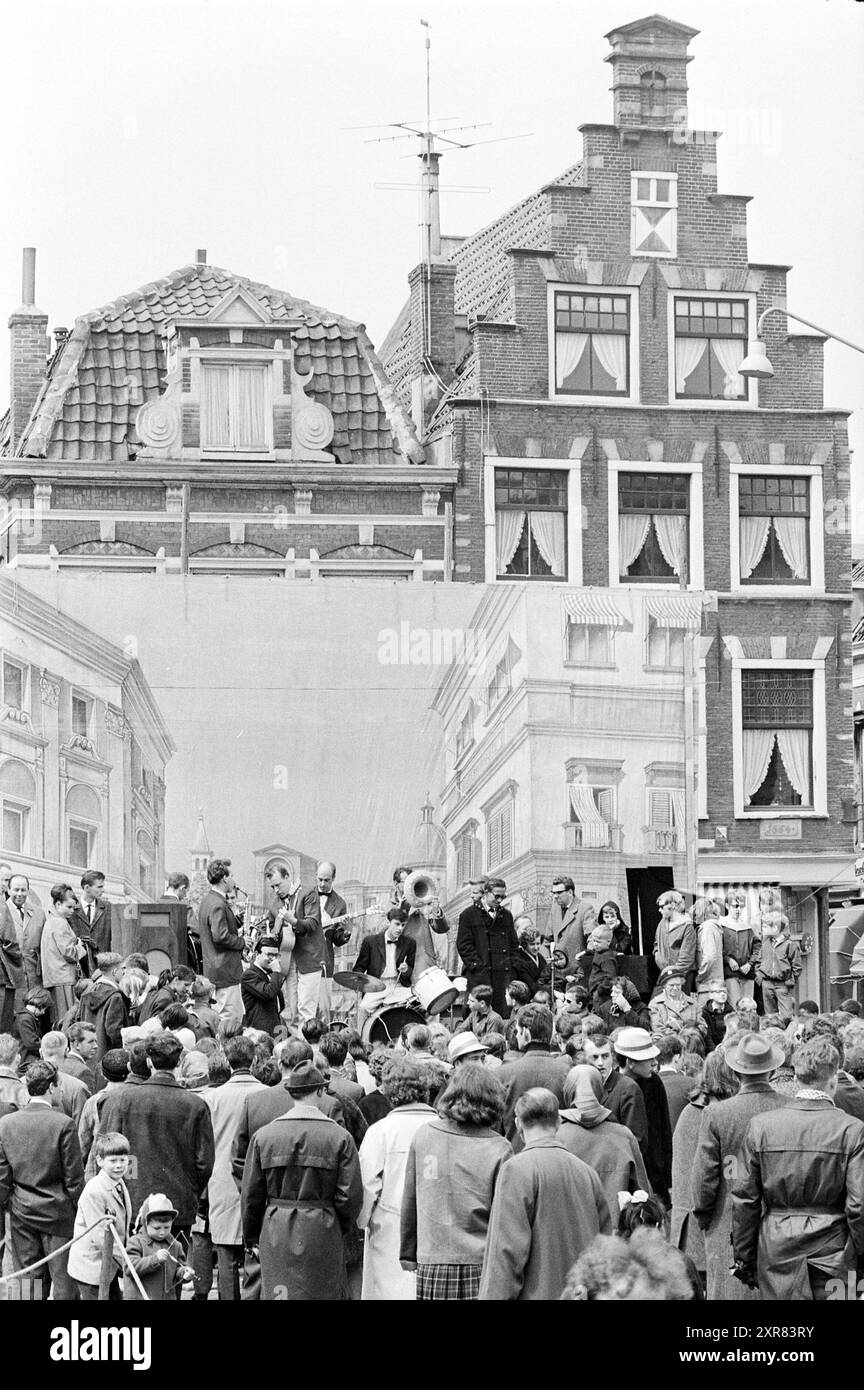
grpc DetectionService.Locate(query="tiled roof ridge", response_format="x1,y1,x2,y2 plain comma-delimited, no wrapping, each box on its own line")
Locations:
449,160,584,273
82,262,364,336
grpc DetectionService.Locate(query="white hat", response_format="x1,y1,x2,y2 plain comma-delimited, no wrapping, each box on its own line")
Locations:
614,1027,659,1060
448,1031,487,1063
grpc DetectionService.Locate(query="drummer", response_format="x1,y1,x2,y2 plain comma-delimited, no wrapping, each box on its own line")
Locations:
352,911,417,1020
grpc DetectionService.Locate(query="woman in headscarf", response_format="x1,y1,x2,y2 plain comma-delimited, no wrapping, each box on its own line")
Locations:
556,1064,650,1215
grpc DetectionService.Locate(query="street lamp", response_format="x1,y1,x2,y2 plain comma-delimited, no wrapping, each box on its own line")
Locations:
739,305,864,381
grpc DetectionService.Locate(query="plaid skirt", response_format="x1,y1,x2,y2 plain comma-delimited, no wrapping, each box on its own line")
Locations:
416,1263,482,1301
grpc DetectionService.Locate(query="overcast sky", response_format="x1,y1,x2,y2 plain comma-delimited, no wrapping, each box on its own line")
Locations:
20,573,479,892
3,0,863,524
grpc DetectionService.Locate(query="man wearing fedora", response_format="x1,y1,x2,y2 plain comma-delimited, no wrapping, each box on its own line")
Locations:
613,1027,673,1207
691,1031,787,1301
448,1032,489,1067
732,1035,864,1300
241,1061,362,1301
649,966,703,1039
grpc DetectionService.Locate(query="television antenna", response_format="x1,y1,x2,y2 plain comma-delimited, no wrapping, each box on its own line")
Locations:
347,19,532,359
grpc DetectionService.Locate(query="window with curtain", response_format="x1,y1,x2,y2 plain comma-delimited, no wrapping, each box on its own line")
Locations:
201,362,272,451
566,622,613,665
738,475,810,583
494,468,567,579
618,472,689,581
554,292,630,396
742,669,813,809
2,659,25,711
568,783,614,848
674,298,748,400
487,802,513,869
631,173,677,258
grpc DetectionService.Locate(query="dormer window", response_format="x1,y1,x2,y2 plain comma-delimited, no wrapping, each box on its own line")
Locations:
631,172,677,258
200,362,273,452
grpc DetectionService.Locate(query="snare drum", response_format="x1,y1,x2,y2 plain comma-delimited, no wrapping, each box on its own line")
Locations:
413,966,459,1016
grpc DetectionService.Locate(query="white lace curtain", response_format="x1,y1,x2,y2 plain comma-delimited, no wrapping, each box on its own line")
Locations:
556,333,588,389
568,784,610,848
531,512,566,575
739,517,771,578
654,515,687,575
592,334,628,392
743,729,775,802
712,337,745,400
773,516,808,579
743,728,810,803
496,510,526,572
675,338,707,393
776,729,810,800
233,366,269,449
201,365,231,447
619,515,651,573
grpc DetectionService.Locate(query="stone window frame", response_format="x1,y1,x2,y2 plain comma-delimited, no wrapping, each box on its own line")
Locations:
630,171,678,260
730,658,828,820
546,284,641,408
665,290,758,410
728,462,825,598
484,456,583,585
607,458,704,590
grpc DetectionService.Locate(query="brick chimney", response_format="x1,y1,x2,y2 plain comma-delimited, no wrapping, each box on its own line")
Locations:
8,248,49,454
407,151,457,434
604,15,699,131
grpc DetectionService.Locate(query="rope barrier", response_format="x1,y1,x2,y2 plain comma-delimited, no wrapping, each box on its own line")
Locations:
0,1213,110,1285
0,1212,151,1300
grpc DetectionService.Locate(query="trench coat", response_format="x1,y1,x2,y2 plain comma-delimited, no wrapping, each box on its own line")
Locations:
732,1097,864,1300
202,1070,268,1246
690,1082,788,1301
67,1170,133,1285
358,1102,436,1300
241,1102,362,1300
478,1137,612,1301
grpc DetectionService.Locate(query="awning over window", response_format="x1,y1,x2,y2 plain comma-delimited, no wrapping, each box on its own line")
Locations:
562,592,629,627
645,593,702,631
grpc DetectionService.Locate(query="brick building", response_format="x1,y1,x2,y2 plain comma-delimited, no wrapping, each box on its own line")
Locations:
0,255,458,579
382,14,856,998
0,574,174,906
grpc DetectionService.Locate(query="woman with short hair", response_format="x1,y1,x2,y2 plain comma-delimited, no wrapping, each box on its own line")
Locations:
670,1049,738,1295
358,1056,436,1300
399,1063,512,1301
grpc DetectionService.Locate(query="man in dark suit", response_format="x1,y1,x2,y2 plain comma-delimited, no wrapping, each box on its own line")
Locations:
241,936,284,1034
456,879,518,1016
198,858,246,1029
493,1003,570,1149
292,862,351,1024
98,1033,215,1245
354,914,416,986
70,869,110,975
0,1060,85,1299
0,897,25,1035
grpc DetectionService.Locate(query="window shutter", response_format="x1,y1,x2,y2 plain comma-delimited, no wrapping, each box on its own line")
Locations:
596,787,615,823
649,790,673,827
500,805,513,862
488,814,501,868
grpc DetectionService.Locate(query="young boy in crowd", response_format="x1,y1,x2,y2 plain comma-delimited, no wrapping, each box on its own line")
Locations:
756,912,802,1022
124,1193,195,1300
583,919,619,1002
68,1132,133,1300
15,987,53,1066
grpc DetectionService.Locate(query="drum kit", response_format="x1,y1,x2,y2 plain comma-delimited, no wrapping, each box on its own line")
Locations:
333,965,462,1043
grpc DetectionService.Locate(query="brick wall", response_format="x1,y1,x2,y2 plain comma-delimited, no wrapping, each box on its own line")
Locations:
8,312,48,452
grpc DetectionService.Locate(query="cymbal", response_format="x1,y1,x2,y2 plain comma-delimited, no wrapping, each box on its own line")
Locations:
333,970,386,994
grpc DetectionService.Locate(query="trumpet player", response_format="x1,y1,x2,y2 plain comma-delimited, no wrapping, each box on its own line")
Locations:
391,866,449,978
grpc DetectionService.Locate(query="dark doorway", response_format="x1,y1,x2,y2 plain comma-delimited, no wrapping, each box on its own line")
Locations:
626,865,675,994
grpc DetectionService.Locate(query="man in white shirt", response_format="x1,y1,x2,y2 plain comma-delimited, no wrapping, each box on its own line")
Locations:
353,914,417,1021
292,863,350,1024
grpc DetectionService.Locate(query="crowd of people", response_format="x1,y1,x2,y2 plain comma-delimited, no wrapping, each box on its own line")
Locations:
0,857,863,1302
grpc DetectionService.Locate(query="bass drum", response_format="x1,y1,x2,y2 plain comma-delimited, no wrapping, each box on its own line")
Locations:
361,1003,426,1045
